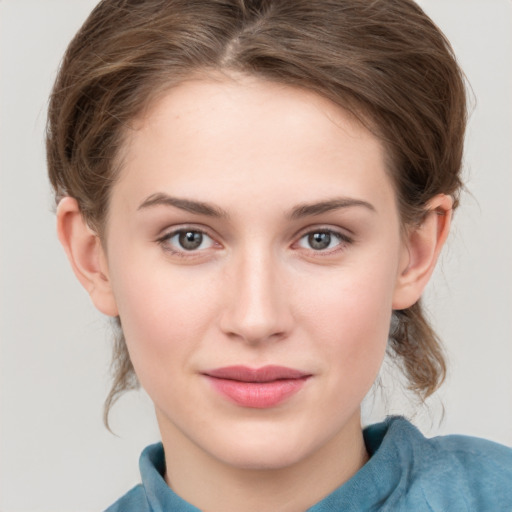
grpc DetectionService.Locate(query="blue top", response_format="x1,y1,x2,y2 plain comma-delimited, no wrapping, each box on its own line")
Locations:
104,416,512,511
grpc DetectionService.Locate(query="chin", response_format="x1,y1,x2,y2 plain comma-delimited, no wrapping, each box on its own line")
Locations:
205,422,324,471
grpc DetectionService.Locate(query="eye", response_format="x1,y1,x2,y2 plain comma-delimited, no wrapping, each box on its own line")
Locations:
297,230,350,251
158,229,215,252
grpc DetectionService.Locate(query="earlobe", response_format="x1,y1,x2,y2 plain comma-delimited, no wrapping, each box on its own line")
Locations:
392,194,453,310
56,197,119,317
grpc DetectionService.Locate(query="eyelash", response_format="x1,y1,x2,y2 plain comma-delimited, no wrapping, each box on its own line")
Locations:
156,226,353,257
295,228,353,255
156,227,217,257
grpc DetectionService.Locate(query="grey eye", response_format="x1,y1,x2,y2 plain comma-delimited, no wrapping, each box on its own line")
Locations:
307,232,332,250
178,231,204,250
297,230,347,251
161,229,215,252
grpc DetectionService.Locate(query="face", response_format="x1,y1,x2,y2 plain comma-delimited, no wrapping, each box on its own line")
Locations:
103,75,408,470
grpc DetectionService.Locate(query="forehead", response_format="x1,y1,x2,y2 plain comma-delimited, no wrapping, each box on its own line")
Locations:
113,74,396,217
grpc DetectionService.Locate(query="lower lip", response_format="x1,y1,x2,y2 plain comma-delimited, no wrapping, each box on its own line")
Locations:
206,376,310,408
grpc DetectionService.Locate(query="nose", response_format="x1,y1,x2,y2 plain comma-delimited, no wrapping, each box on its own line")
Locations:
219,248,293,345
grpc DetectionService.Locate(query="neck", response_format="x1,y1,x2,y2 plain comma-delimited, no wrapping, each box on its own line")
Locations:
158,411,369,512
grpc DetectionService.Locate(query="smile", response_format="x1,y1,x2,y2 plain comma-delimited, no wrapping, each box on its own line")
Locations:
203,365,311,408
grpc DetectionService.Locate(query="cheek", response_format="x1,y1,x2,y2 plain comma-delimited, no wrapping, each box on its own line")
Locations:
300,261,397,387
108,254,220,381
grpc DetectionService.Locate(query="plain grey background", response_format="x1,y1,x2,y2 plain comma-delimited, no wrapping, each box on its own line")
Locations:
1,0,511,510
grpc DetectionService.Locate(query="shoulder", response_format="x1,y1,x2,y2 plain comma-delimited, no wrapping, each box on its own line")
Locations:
103,483,150,512
430,428,512,472
375,417,512,511
103,442,201,512
424,429,512,510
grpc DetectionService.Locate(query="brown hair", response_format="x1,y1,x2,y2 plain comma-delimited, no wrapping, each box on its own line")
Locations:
46,0,467,426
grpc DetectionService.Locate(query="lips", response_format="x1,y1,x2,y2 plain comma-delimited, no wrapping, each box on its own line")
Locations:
203,365,311,408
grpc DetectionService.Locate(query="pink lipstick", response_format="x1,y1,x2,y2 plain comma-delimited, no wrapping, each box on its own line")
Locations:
203,365,311,408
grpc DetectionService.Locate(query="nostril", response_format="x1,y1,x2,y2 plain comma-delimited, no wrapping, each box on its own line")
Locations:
222,323,288,345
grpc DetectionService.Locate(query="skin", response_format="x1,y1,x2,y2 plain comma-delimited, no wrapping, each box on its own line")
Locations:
57,74,452,512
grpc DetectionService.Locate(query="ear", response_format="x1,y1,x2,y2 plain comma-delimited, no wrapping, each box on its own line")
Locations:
392,194,453,310
56,197,119,317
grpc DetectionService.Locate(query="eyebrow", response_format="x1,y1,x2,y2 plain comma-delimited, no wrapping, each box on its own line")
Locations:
137,193,375,219
289,197,376,219
137,193,229,218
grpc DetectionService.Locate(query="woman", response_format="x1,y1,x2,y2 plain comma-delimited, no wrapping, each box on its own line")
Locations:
46,0,512,510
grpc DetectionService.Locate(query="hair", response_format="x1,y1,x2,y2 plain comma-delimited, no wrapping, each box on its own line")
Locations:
46,0,467,427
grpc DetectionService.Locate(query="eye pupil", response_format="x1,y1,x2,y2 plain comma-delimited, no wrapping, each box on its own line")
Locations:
308,232,331,250
179,231,203,250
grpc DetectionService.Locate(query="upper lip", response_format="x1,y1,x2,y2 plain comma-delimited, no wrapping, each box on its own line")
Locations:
204,365,310,383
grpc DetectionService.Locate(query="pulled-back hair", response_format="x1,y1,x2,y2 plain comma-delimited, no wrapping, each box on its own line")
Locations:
46,0,467,426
